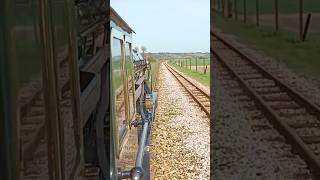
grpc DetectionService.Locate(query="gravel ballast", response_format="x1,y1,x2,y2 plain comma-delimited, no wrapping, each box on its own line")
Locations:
150,63,210,179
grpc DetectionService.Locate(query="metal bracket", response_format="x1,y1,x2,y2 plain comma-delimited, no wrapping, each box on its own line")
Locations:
117,167,144,180
143,93,154,110
130,119,144,127
131,113,150,127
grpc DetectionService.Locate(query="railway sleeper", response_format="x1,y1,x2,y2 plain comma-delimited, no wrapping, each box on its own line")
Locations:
196,95,208,100
293,172,315,179
250,113,266,120
202,103,210,108
214,48,239,58
233,66,256,71
247,79,276,86
217,71,232,76
230,61,251,68
193,94,206,99
285,114,319,123
232,93,250,100
22,123,45,162
295,127,320,138
288,122,320,129
254,87,282,94
234,69,258,74
241,76,265,81
229,62,251,69
218,76,234,81
261,93,292,102
300,136,320,144
248,84,277,89
227,88,244,96
268,101,301,110
33,99,45,106
23,141,48,179
309,144,320,155
251,124,273,131
27,106,45,116
220,80,239,87
264,136,285,143
276,108,308,117
238,101,256,108
220,82,240,88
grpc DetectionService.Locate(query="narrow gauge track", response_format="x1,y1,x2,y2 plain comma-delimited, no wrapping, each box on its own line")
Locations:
211,31,320,178
164,63,210,119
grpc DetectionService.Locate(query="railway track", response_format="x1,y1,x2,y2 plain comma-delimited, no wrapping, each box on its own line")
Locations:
212,31,320,178
164,63,210,119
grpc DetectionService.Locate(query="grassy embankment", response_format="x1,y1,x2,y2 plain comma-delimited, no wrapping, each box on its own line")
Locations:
172,58,210,66
214,14,320,79
169,59,210,87
232,0,320,14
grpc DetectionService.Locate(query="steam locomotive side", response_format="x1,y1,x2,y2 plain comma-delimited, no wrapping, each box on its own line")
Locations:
110,8,157,180
0,1,156,179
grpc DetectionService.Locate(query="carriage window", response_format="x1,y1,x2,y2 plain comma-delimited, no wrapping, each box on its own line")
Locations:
125,42,135,120
112,38,127,143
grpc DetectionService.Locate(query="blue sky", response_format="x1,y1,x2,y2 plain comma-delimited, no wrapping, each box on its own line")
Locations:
111,0,209,53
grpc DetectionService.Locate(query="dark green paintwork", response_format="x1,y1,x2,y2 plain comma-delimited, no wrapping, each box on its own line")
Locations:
0,0,79,179
0,1,17,179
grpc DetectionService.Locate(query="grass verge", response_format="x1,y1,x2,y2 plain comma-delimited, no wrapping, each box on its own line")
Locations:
172,58,210,66
214,14,320,79
221,0,320,14
169,62,210,87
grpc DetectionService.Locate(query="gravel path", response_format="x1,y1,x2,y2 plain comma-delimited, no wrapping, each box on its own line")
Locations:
150,63,210,179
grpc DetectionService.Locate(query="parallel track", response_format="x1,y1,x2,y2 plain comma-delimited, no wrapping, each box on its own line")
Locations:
164,63,210,119
212,31,320,178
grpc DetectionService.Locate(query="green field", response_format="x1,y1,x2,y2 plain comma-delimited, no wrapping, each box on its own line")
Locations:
169,62,210,87
214,13,320,78
217,0,320,14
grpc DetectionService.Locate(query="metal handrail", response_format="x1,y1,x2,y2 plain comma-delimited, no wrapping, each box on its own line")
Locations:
118,91,157,180
135,119,149,168
117,117,150,180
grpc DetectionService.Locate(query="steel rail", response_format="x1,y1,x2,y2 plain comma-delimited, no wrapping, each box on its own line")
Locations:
212,31,320,116
164,63,210,119
211,31,320,178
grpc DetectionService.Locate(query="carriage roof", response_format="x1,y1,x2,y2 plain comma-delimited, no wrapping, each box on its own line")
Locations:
110,7,134,35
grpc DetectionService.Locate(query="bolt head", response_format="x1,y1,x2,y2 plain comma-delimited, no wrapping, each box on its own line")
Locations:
130,167,144,180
